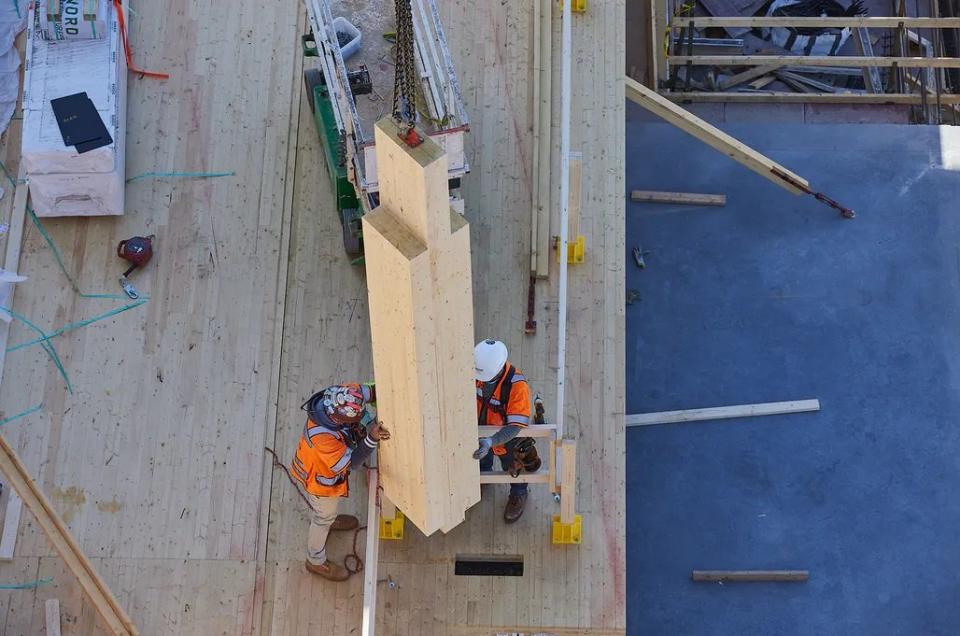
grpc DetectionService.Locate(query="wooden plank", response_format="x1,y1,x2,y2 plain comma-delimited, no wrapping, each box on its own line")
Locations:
478,470,551,485
363,117,479,536
477,424,556,438
670,56,960,68
547,438,559,494
776,70,837,93
624,76,810,195
0,491,22,561
2,178,27,277
718,65,779,91
748,75,777,90
671,16,960,27
650,0,661,87
533,0,552,278
0,434,137,635
693,570,809,582
361,469,380,636
45,598,61,636
559,440,576,524
662,91,960,103
530,0,541,270
776,71,812,93
625,399,820,426
0,175,29,565
630,190,726,206
567,154,582,237
0,176,29,382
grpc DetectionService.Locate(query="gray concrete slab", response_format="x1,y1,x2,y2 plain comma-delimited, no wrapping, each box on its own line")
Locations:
626,120,960,634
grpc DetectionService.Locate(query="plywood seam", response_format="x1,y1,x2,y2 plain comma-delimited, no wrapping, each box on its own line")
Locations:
252,7,306,635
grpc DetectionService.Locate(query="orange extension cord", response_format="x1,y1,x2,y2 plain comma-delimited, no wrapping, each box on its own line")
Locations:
112,0,170,79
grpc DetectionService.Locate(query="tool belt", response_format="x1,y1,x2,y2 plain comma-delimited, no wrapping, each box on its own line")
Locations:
507,437,541,477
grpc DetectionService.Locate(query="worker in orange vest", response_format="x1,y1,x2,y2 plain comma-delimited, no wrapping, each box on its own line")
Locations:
290,383,389,581
473,339,532,523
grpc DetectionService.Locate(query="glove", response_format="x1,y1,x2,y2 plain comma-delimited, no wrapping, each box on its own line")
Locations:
473,437,493,460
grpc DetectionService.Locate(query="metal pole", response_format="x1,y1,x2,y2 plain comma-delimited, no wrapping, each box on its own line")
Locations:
556,0,572,456
361,468,380,636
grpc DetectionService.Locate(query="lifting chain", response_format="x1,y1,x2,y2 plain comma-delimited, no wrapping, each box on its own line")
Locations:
392,0,418,126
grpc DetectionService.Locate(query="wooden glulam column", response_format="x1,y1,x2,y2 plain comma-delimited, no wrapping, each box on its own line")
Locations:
362,117,480,536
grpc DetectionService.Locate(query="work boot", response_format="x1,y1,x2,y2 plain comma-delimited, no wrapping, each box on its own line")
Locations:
330,514,359,531
503,492,527,523
305,559,350,582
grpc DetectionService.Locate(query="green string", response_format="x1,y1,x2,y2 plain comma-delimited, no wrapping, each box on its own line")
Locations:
0,577,53,590
11,0,20,20
0,308,72,393
0,403,41,426
6,300,147,352
26,208,128,299
0,163,147,393
126,171,234,183
0,159,22,187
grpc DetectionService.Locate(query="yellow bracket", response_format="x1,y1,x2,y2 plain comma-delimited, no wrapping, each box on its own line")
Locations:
379,509,405,540
551,514,582,544
556,235,586,264
557,0,588,12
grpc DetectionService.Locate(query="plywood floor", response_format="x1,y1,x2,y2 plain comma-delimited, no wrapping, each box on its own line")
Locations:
0,0,624,634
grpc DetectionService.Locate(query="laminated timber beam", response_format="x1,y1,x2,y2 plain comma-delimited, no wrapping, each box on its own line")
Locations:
362,117,479,536
624,76,809,195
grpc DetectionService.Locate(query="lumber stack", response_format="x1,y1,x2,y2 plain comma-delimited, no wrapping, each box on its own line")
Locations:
362,117,479,536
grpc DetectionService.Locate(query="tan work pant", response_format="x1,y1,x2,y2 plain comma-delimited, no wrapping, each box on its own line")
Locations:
305,491,340,565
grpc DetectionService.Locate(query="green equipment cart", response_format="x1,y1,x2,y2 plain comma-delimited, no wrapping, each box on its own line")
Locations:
301,0,470,260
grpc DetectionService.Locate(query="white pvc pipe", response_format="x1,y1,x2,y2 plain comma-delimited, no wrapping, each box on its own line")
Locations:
361,468,380,636
556,0,572,449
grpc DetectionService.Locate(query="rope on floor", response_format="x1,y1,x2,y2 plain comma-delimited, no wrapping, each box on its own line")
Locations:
0,307,72,393
6,299,147,352
0,577,53,590
0,403,41,426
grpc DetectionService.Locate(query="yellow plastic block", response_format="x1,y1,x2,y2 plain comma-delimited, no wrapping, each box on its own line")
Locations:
557,0,588,12
551,514,582,544
556,235,586,264
380,509,405,540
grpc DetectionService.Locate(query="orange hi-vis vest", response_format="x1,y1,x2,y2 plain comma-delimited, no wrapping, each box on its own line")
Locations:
291,415,353,497
477,363,531,454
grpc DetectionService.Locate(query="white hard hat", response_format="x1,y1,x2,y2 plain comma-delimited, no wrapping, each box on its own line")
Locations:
474,339,508,382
